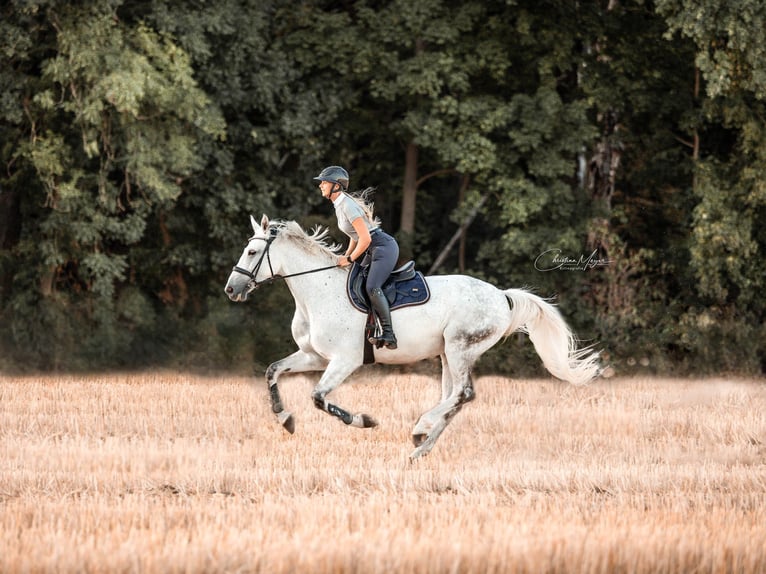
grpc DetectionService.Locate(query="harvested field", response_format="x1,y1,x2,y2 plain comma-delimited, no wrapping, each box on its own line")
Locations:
1,371,765,573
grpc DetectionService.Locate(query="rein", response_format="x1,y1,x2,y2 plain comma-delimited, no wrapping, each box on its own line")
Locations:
231,231,340,292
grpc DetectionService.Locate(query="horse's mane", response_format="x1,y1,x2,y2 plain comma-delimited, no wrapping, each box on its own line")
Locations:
271,220,343,260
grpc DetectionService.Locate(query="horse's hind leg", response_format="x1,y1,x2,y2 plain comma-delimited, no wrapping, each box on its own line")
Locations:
411,353,455,446
439,353,454,400
411,341,486,458
266,351,328,433
311,359,377,429
411,373,475,459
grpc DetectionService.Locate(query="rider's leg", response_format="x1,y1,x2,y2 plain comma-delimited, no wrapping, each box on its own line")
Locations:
367,287,397,349
365,233,399,349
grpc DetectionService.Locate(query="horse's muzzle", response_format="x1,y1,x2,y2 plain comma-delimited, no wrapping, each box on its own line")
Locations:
225,284,248,302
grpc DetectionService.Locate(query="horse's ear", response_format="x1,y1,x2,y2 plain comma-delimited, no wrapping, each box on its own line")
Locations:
260,214,270,233
250,214,260,234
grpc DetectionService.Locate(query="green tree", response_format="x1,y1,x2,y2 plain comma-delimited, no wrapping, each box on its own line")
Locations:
1,0,224,369
332,0,598,280
2,0,763,375
142,0,364,366
656,0,766,371
569,0,701,369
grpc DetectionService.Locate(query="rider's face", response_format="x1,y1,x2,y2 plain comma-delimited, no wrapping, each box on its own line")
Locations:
318,180,336,198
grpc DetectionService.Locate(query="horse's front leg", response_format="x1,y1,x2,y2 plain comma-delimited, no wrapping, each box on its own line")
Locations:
311,359,377,429
266,350,328,434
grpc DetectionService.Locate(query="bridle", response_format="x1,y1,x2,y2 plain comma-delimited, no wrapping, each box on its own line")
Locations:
231,228,339,292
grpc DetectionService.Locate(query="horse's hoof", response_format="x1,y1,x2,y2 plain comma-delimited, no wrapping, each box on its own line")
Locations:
409,446,428,460
278,411,295,434
351,413,378,428
360,414,378,428
412,433,427,447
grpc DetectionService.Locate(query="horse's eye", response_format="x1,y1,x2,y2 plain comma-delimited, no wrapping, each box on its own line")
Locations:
248,249,256,256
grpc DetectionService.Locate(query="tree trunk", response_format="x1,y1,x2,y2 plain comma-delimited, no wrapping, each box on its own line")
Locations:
692,65,700,192
399,140,419,261
397,37,425,262
428,191,486,276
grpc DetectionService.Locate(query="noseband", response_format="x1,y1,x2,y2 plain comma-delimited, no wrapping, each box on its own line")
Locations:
231,228,339,292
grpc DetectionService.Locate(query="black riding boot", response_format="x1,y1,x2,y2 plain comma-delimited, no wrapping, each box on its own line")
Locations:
368,287,397,349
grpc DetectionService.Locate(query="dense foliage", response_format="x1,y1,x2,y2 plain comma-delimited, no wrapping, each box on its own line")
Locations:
1,0,763,375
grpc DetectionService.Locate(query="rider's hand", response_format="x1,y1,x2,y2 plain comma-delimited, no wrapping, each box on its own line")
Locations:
339,255,353,267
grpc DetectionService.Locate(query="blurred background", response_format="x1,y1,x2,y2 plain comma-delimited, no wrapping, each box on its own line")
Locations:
1,0,763,375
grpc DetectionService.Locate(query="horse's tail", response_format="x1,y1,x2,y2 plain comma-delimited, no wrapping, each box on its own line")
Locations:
504,288,601,385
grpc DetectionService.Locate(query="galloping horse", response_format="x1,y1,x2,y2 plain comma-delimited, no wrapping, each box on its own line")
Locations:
225,215,601,459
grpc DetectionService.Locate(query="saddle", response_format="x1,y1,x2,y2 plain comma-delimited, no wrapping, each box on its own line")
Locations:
347,261,431,364
346,260,430,313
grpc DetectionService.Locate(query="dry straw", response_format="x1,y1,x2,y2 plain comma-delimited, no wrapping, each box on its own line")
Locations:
2,371,765,573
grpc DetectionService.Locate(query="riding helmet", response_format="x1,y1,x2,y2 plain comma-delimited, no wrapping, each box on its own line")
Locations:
313,166,349,190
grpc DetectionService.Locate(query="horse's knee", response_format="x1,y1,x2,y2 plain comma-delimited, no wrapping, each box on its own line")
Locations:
267,361,295,386
460,385,476,404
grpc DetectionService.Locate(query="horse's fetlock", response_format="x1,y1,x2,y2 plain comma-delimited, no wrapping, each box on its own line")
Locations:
311,392,325,410
268,384,284,413
462,386,476,402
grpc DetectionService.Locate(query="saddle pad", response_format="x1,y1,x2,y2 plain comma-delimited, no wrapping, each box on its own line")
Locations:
346,264,431,313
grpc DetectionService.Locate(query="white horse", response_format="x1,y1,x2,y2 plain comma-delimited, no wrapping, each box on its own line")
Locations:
225,215,601,459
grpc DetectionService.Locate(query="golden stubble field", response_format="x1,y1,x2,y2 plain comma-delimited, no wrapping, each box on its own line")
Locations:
1,370,765,573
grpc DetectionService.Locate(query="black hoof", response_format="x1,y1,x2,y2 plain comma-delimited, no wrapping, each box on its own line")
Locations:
282,414,295,434
360,414,378,428
412,433,426,447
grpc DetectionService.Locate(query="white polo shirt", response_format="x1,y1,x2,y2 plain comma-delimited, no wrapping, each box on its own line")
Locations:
333,193,377,240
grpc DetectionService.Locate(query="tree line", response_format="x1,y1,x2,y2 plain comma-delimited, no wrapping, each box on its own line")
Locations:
1,0,764,375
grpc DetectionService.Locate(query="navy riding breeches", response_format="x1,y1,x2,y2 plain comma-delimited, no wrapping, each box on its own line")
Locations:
362,229,399,294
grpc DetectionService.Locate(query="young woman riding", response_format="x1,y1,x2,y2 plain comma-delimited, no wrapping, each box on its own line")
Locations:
314,165,400,349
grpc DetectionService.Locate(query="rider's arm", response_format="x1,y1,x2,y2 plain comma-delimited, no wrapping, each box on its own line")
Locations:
348,218,371,262
345,238,357,259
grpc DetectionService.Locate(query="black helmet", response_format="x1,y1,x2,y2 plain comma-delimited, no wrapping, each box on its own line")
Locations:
313,166,349,190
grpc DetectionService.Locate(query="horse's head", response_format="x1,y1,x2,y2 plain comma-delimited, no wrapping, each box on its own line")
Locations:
224,214,276,302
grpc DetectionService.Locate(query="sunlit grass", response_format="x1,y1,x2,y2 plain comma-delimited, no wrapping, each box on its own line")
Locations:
1,372,765,573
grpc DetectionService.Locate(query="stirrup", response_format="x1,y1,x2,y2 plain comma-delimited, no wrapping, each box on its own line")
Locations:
369,332,397,350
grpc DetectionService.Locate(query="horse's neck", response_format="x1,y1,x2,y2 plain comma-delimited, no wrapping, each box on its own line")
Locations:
276,241,344,302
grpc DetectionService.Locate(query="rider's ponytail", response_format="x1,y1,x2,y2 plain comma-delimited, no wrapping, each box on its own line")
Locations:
347,187,381,227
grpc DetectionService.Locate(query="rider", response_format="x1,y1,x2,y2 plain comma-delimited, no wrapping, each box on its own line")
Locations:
314,166,400,349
